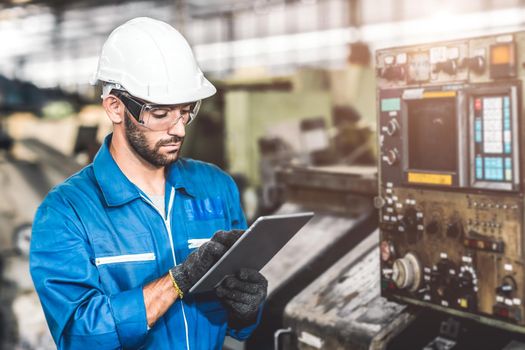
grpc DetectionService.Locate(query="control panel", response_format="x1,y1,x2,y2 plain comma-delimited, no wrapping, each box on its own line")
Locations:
377,32,525,332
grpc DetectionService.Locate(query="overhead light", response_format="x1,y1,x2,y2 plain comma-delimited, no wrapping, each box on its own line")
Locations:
11,0,31,4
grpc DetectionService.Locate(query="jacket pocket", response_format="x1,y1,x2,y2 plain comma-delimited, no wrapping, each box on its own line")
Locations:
183,196,230,247
184,217,229,253
93,232,158,293
183,196,225,221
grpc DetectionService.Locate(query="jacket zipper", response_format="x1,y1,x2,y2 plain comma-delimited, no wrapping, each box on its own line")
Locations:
141,187,191,350
95,252,155,266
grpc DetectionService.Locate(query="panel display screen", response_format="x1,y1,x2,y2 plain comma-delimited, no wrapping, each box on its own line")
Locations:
473,95,513,183
407,98,457,172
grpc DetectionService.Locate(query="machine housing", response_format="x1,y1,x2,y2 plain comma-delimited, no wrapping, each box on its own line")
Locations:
377,32,525,332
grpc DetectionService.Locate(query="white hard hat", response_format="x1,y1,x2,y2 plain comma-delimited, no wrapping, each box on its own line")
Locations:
91,17,216,104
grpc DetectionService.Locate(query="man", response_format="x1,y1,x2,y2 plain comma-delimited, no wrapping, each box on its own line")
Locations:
30,17,267,350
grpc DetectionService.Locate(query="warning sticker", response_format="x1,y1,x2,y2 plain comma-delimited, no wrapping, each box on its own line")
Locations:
407,172,453,186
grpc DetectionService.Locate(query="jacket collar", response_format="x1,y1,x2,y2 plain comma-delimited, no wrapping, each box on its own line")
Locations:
166,159,197,198
93,134,196,207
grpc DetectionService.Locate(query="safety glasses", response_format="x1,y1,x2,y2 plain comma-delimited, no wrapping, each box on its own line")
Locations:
112,90,201,131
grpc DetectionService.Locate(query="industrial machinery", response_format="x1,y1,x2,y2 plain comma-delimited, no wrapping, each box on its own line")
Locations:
239,165,378,350
377,32,525,332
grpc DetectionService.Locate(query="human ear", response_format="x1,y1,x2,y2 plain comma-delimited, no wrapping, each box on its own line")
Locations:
102,95,124,124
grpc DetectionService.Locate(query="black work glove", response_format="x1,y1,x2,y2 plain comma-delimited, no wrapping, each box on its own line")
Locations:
170,229,244,295
215,268,268,329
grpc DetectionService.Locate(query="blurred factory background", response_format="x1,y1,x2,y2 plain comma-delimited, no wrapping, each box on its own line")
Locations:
2,1,525,350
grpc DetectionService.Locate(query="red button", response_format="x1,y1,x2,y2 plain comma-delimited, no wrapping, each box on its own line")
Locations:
498,307,509,318
475,99,482,111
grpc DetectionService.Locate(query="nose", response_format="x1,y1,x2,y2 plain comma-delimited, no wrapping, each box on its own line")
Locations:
167,115,186,137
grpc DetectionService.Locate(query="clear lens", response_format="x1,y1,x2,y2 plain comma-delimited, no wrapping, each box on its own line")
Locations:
114,90,201,131
140,101,200,130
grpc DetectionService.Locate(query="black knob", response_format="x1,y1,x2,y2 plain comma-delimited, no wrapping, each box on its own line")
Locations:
396,66,406,80
435,258,452,274
469,56,485,74
402,207,418,231
402,207,421,244
380,65,406,81
447,220,463,238
497,276,517,297
434,60,458,75
386,119,400,136
498,284,514,295
426,220,441,235
460,56,486,75
385,149,399,166
459,270,474,289
431,259,458,303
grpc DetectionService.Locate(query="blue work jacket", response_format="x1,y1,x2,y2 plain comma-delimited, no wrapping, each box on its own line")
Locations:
29,135,260,349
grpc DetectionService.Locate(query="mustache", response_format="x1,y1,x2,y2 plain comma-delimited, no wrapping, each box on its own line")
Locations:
156,136,184,147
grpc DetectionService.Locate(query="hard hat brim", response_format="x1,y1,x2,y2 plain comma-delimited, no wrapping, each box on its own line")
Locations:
94,76,217,105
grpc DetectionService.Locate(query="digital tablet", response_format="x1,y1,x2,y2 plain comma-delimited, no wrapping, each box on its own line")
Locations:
189,212,314,294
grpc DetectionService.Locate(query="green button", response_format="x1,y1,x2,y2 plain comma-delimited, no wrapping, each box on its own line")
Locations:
381,98,401,112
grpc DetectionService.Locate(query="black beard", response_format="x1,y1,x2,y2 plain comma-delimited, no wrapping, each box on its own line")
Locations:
124,112,184,167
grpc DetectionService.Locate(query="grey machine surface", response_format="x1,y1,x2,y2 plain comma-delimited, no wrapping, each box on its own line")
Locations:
190,212,314,294
280,229,412,350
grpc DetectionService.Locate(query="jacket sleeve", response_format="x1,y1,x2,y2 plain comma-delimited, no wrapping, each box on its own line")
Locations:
223,174,265,340
30,202,148,350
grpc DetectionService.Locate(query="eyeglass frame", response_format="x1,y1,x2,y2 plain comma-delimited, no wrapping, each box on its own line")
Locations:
111,90,200,130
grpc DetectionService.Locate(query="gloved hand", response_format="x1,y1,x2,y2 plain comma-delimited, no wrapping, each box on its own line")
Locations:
215,268,268,328
170,229,244,296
